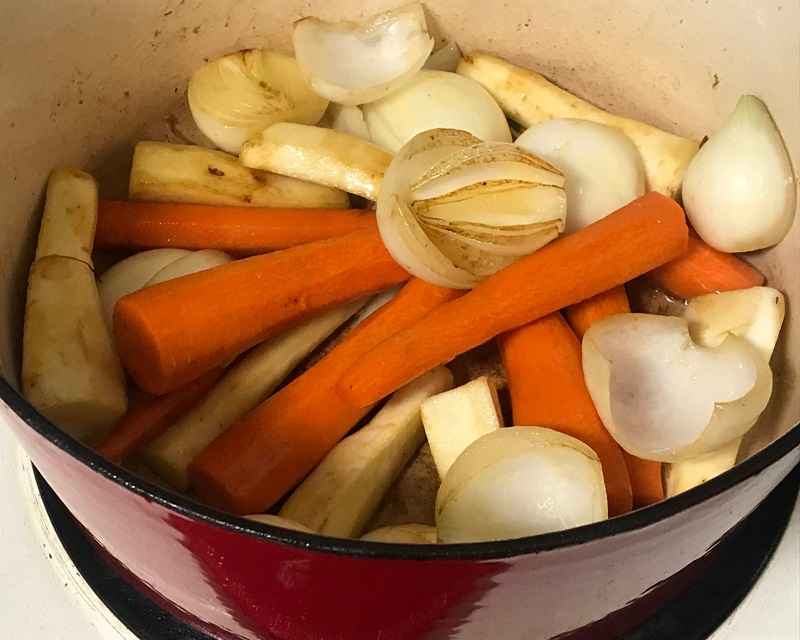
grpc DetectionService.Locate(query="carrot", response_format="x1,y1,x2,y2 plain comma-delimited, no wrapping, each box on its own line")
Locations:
497,313,632,516
95,201,377,255
338,192,689,408
646,230,764,299
563,285,631,340
188,279,463,515
113,229,409,396
95,367,225,464
621,449,665,509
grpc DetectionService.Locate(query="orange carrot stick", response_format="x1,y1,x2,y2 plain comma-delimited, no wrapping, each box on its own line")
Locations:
95,201,377,255
646,230,764,299
338,192,689,408
621,449,665,509
563,285,631,340
95,367,225,464
188,279,463,515
113,229,408,396
497,313,633,517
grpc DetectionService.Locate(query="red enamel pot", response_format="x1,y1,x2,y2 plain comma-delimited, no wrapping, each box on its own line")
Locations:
1,1,798,639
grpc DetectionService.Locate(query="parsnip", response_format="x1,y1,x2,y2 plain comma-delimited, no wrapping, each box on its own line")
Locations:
420,376,503,479
142,299,366,491
664,440,740,497
244,514,314,533
457,52,699,198
22,256,127,444
129,141,349,208
279,367,454,538
240,123,392,200
360,524,438,544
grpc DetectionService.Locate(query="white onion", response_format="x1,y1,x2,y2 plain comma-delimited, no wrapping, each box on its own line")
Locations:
323,103,372,142
515,119,645,234
188,49,328,154
362,70,511,152
145,250,233,286
682,95,796,252
436,427,607,543
423,42,463,72
292,2,434,106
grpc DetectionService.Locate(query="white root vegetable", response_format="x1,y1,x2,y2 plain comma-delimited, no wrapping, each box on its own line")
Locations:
420,376,503,479
323,103,372,142
129,141,349,208
423,42,462,72
457,52,699,198
244,514,314,533
144,250,233,286
142,299,366,492
436,427,607,543
664,440,740,498
362,71,511,152
360,524,438,544
188,49,328,154
582,314,773,462
292,2,434,106
279,367,454,538
515,119,646,234
682,95,796,252
240,123,392,200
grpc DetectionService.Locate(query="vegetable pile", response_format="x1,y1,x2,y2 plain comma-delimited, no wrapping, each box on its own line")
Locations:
20,2,796,545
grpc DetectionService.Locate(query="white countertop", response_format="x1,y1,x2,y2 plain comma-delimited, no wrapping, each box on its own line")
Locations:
1,426,798,640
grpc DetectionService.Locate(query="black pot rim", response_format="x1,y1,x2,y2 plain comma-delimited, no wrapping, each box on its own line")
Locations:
3,375,799,561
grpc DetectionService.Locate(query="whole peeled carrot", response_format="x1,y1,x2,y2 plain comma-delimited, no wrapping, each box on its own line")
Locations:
338,192,689,408
95,201,377,255
563,285,631,340
114,229,408,396
646,230,764,299
497,313,633,517
188,279,463,515
95,367,225,464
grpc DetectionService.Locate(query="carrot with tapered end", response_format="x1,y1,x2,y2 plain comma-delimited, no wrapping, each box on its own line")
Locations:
497,313,633,517
95,367,225,464
95,201,377,255
338,192,689,408
564,286,631,340
621,449,665,508
113,229,408,396
646,230,764,299
188,279,463,515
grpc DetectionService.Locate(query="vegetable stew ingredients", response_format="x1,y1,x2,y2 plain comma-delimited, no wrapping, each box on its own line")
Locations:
682,95,796,252
620,450,665,508
144,249,233,286
423,42,462,73
113,228,408,395
95,202,377,254
95,367,226,464
292,2,434,106
563,285,631,341
436,427,608,543
663,441,740,498
339,192,689,407
646,230,765,299
240,123,392,200
362,70,512,152
243,514,314,533
457,52,700,198
515,119,645,234
142,299,365,492
497,313,632,516
188,278,463,515
420,376,503,479
360,524,438,544
129,141,349,209
188,49,328,154
323,103,372,142
279,366,453,537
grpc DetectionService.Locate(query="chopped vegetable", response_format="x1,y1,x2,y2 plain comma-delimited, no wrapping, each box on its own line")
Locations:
682,95,796,252
497,313,632,516
188,278,463,515
129,141,349,208
113,228,408,395
663,440,740,498
457,52,700,198
323,103,372,142
360,524,438,543
240,123,392,200
436,427,608,543
423,42,462,73
144,249,233,286
563,285,631,341
339,192,689,407
620,450,665,509
279,367,453,537
243,514,314,533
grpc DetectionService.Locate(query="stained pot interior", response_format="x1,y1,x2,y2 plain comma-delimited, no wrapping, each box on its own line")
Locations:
1,0,798,470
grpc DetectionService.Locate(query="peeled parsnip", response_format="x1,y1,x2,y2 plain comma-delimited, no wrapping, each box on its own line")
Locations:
664,440,740,497
360,524,438,544
457,52,699,198
244,514,314,533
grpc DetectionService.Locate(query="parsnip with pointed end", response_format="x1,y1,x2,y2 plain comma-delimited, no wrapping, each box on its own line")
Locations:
421,376,503,479
436,427,607,543
244,514,314,533
360,524,438,544
279,367,453,538
582,314,773,463
457,52,699,198
240,123,392,200
129,141,349,208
